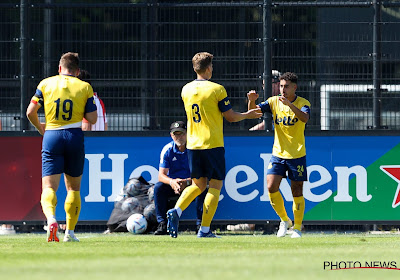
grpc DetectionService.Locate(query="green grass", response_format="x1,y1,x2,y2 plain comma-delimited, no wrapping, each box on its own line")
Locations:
1,232,400,280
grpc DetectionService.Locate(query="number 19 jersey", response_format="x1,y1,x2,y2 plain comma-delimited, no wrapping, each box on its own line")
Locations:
181,80,232,150
31,74,96,130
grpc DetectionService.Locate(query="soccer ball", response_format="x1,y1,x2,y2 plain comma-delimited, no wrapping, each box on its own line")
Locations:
121,197,141,213
126,213,147,234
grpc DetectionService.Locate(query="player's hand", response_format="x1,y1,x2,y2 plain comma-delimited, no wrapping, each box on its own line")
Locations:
246,108,263,119
278,95,291,106
38,123,46,135
247,90,259,102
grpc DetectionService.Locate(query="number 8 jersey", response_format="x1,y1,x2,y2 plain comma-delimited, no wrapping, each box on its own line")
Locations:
181,79,232,150
31,74,96,130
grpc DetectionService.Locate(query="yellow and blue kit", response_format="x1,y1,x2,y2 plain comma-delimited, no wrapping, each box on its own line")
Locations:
181,79,232,150
181,79,232,180
31,74,97,177
258,95,311,159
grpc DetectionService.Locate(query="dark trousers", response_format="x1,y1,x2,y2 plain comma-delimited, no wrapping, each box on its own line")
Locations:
154,182,207,225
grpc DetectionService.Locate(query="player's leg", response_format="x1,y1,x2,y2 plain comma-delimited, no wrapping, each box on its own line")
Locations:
290,181,305,238
41,130,64,242
197,147,225,238
63,174,82,242
167,178,205,238
268,174,292,237
41,175,61,242
194,188,207,231
287,156,307,238
62,128,85,242
174,179,206,213
267,156,292,237
197,179,222,238
167,149,207,238
267,174,289,220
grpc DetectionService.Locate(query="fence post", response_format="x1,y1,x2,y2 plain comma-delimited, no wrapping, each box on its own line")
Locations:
20,0,30,131
263,0,272,131
372,0,382,129
44,0,54,78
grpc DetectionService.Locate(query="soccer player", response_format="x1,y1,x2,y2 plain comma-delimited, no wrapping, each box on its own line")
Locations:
166,52,262,238
78,70,108,131
247,72,310,238
26,52,97,242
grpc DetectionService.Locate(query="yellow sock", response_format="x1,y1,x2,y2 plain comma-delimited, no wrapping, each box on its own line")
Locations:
64,191,81,231
201,188,220,227
40,188,57,220
268,191,289,221
293,196,305,231
175,184,202,212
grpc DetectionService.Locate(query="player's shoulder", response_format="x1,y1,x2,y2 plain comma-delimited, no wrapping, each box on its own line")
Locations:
296,96,311,106
266,95,279,103
207,80,225,90
38,75,58,87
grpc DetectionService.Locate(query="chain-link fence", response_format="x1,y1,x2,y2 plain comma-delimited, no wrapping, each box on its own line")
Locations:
1,0,400,131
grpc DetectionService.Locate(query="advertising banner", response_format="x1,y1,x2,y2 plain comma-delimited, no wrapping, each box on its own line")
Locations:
1,135,400,222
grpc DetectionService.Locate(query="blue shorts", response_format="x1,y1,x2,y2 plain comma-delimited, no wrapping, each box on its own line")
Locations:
42,128,85,177
267,155,308,182
187,147,226,181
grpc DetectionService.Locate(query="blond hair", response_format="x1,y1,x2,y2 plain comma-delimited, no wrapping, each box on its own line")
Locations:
59,52,79,73
192,52,213,74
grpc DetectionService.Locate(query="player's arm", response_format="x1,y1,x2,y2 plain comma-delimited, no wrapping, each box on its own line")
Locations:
84,96,98,125
81,118,92,131
247,90,259,110
218,95,262,123
223,108,262,123
280,97,310,123
26,100,45,135
84,111,97,125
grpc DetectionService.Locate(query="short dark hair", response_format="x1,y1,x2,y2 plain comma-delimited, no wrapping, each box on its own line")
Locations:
279,72,298,84
59,52,79,73
192,52,213,74
78,69,91,85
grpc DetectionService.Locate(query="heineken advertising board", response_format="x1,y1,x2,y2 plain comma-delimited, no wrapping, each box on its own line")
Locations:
1,135,399,222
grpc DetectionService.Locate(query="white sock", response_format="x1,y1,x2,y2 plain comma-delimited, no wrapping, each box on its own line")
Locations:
47,217,57,225
200,226,210,233
175,207,182,217
66,229,75,236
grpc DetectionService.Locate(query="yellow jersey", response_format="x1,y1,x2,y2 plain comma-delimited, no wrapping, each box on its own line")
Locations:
181,80,232,150
259,95,311,159
31,74,96,130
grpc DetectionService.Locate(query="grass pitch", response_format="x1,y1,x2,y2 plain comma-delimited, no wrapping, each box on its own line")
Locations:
1,231,400,280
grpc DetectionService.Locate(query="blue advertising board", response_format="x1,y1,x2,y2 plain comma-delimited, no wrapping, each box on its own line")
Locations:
53,135,400,222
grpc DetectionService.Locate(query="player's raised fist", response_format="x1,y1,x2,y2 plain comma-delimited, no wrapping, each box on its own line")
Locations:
247,90,259,102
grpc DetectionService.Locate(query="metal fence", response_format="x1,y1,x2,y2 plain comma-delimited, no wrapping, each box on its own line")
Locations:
1,0,400,131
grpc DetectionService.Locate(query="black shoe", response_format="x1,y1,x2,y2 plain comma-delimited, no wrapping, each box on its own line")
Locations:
154,221,167,235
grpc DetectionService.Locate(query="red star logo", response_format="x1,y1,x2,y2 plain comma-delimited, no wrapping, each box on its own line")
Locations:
380,166,400,208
